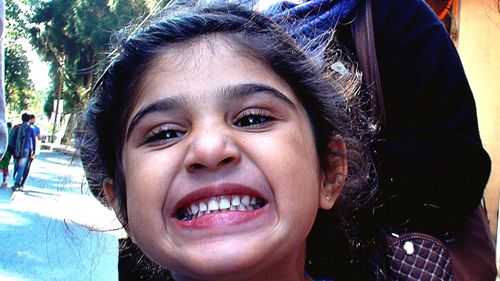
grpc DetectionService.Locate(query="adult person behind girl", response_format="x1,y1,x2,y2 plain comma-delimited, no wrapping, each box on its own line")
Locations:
78,1,381,280
254,0,495,279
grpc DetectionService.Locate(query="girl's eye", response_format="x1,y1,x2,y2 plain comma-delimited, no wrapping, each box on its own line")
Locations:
234,109,274,128
144,127,185,145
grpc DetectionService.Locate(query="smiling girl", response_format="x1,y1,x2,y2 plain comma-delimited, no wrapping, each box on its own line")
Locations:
79,1,377,280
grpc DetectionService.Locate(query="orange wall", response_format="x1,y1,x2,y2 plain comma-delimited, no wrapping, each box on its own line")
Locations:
457,0,500,238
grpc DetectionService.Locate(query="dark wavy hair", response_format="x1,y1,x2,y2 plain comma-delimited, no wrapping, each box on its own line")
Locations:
77,1,379,279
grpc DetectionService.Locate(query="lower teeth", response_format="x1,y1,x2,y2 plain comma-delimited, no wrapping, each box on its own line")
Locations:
177,202,265,221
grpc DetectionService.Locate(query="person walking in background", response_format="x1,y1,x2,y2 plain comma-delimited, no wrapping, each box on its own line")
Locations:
31,115,41,151
19,114,40,187
10,114,26,181
0,121,12,186
11,113,36,191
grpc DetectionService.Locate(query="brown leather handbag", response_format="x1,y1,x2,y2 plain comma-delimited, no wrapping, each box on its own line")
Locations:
352,0,497,280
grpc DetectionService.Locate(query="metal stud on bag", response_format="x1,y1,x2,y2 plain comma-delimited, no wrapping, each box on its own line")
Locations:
385,232,455,280
403,241,414,255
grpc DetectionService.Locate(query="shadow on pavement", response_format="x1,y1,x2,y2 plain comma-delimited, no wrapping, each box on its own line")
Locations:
0,151,120,281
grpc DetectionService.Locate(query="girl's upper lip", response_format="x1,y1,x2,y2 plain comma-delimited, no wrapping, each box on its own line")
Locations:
171,183,267,216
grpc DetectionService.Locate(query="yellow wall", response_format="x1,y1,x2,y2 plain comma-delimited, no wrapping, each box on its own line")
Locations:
457,0,500,238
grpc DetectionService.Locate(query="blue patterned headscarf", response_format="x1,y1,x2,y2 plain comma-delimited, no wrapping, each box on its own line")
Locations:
204,0,358,64
257,0,359,62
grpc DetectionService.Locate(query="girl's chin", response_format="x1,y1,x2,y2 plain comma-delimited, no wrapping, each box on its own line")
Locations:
168,252,279,281
166,241,305,281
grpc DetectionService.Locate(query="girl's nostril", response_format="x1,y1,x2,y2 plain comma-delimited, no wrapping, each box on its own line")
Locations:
191,163,204,171
220,157,233,165
188,157,235,172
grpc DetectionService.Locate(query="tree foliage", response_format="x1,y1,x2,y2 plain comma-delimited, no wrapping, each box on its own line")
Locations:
5,0,36,112
5,43,35,112
27,0,170,116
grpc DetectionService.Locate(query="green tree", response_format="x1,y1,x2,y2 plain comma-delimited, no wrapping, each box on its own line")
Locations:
26,0,170,142
5,42,35,112
28,0,169,116
5,0,36,112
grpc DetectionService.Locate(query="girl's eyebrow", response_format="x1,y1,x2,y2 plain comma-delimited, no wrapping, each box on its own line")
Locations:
221,83,296,109
126,83,296,141
127,96,186,141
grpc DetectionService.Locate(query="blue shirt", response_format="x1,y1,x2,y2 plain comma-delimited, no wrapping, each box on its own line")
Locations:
23,123,36,153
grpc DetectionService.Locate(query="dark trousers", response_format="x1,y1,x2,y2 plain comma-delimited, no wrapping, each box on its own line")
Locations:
13,156,28,187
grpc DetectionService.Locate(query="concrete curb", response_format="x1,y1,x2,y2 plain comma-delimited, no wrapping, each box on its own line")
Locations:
40,143,79,156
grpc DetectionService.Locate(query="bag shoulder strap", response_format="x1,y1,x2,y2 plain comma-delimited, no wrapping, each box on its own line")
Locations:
352,0,387,127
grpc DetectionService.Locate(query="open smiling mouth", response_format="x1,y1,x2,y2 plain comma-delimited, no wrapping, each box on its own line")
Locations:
175,195,267,221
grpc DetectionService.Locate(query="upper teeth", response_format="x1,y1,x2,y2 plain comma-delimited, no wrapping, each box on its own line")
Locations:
178,194,265,220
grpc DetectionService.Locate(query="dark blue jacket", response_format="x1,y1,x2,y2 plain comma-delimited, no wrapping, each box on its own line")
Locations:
11,122,36,158
336,0,490,232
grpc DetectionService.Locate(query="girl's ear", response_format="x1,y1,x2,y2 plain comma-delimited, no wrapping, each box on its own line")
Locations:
103,178,128,230
319,136,348,210
103,177,118,210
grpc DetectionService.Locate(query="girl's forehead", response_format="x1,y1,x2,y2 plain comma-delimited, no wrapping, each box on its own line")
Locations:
146,35,265,78
132,36,296,107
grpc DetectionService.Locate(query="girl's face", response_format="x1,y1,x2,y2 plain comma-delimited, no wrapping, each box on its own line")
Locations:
111,38,342,280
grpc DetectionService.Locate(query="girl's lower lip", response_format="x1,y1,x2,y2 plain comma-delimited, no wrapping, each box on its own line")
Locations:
175,207,267,229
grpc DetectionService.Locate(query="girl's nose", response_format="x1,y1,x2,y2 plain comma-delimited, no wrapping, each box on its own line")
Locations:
184,127,241,173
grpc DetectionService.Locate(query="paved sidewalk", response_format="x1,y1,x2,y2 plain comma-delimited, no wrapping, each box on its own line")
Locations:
0,151,125,281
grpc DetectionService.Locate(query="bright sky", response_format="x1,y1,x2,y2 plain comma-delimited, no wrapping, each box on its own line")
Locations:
12,0,50,92
20,38,50,91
